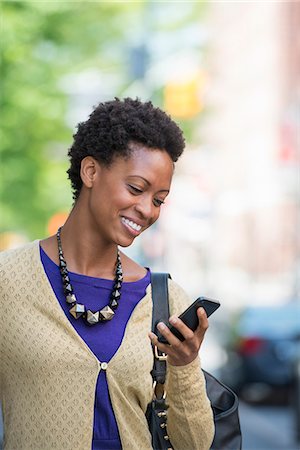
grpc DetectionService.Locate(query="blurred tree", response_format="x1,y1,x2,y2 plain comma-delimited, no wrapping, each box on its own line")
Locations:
0,1,140,239
0,0,206,240
1,2,68,238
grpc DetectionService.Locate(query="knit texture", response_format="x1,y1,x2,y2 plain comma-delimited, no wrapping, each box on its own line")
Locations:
0,242,214,450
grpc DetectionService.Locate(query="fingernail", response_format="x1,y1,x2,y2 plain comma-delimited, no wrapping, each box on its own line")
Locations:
157,322,166,331
169,316,177,324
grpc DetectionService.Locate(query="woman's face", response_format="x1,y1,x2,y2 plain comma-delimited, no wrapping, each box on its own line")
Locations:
82,145,174,248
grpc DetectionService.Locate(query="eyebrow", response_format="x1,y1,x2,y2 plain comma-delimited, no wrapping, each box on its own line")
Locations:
127,175,170,193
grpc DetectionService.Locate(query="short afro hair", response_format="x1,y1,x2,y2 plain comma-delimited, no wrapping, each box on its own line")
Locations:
67,97,185,200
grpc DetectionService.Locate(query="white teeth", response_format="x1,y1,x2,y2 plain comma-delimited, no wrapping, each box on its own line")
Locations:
121,217,142,232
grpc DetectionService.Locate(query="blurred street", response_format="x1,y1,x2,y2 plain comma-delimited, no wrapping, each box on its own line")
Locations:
240,401,299,450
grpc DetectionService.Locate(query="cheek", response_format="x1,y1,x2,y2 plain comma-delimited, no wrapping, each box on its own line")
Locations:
111,192,135,216
149,208,161,226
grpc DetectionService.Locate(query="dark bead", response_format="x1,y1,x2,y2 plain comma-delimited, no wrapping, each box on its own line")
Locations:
86,310,100,325
66,293,76,304
100,305,114,321
112,290,121,299
69,303,85,319
110,299,118,309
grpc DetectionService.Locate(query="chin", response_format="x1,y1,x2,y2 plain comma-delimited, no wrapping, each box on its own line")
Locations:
116,236,136,248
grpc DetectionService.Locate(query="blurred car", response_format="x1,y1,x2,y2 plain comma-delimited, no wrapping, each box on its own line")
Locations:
219,302,300,403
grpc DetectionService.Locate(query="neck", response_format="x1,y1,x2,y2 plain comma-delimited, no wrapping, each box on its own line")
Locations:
57,202,118,279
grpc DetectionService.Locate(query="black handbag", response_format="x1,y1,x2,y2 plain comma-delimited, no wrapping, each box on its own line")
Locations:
147,273,242,450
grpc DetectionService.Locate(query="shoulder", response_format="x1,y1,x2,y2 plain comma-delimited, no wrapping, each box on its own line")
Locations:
120,251,147,282
0,241,40,314
0,241,39,271
148,272,191,316
167,278,191,316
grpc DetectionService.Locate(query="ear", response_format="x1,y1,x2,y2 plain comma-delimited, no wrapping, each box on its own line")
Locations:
80,156,100,188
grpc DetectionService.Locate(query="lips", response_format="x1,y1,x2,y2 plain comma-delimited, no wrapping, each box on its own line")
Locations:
121,216,143,234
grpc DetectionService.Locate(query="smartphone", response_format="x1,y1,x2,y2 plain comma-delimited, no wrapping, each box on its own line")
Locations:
157,297,220,344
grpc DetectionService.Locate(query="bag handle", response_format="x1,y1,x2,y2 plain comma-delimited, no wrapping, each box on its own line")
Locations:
150,272,171,386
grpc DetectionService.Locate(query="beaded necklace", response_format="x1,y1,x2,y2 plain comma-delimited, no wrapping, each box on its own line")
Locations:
56,227,123,325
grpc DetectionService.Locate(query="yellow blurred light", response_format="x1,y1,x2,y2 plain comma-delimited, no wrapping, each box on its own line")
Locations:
47,211,69,236
164,73,206,119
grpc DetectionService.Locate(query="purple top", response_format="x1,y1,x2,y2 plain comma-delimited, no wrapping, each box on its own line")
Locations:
40,246,150,450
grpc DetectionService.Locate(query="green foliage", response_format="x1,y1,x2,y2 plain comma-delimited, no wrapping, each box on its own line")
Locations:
1,3,67,237
0,1,137,239
0,0,206,240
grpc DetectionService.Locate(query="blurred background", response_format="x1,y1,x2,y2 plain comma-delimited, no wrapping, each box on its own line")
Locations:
1,1,300,449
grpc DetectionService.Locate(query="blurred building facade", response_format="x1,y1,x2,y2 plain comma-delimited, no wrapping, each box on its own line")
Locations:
158,1,300,309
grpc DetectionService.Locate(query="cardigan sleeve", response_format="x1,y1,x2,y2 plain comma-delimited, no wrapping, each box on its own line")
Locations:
165,280,215,450
166,357,214,450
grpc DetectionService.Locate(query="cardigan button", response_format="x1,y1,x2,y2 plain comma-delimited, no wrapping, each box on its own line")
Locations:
100,362,108,370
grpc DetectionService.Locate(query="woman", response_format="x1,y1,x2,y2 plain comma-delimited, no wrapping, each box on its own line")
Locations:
0,98,214,450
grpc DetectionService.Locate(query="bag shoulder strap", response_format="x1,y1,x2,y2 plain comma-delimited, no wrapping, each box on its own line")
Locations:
150,272,171,331
150,272,171,385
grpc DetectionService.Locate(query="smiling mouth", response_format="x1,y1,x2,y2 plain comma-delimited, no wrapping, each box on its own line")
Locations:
121,217,142,232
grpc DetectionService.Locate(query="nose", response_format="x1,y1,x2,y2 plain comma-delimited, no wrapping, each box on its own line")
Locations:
134,196,158,222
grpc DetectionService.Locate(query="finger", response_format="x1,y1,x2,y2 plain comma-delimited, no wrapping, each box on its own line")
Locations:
167,308,208,344
156,321,183,346
148,331,162,346
148,331,157,342
168,315,195,342
148,330,171,354
195,307,209,335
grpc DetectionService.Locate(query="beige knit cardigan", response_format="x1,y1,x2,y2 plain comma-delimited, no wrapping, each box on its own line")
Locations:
0,242,214,450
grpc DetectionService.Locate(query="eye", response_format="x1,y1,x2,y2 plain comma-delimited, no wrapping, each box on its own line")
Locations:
153,198,165,207
128,184,143,194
